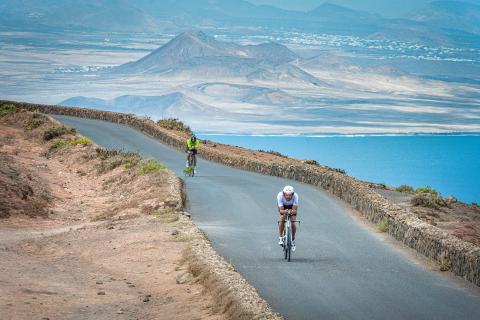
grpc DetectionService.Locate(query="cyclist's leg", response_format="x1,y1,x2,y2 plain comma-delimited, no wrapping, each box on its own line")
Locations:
192,149,197,167
278,214,285,237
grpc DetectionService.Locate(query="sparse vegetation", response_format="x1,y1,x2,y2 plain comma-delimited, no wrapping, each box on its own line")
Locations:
411,193,447,209
91,211,116,221
396,184,415,193
157,118,192,133
375,218,389,233
439,258,452,272
258,149,288,158
124,158,140,169
43,125,76,141
304,159,319,166
0,103,16,116
48,139,68,152
327,166,346,174
415,185,439,196
136,159,165,175
171,232,196,242
412,186,447,209
69,137,92,146
24,112,48,130
151,207,179,223
93,148,141,173
46,137,92,157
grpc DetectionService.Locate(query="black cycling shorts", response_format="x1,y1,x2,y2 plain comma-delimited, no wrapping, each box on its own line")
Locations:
187,148,197,155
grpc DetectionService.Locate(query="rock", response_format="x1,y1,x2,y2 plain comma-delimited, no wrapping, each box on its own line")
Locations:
143,296,150,302
97,291,106,295
176,272,194,284
96,281,103,285
171,229,179,236
117,310,124,315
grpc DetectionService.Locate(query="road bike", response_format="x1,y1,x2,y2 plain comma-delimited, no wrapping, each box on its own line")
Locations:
183,150,196,177
280,209,299,262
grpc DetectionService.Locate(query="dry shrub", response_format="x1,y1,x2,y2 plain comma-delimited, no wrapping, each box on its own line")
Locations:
304,159,319,166
411,193,447,209
94,148,141,174
157,118,192,133
43,125,76,141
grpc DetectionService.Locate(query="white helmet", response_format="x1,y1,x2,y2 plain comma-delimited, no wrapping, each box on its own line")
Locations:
283,185,294,195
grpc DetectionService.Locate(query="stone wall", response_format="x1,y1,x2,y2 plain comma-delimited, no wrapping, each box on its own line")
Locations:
3,100,479,286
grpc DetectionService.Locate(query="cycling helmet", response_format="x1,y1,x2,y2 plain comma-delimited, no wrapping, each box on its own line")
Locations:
283,185,294,195
191,134,197,142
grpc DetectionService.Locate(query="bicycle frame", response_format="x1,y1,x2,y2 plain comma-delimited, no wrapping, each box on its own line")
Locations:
282,209,293,262
185,151,196,177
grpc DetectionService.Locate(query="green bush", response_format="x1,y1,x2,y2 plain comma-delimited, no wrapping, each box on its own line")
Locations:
375,218,389,233
415,186,438,196
124,158,140,169
0,104,16,116
136,159,165,175
69,137,92,146
47,139,68,156
396,184,414,193
43,125,76,141
157,118,192,133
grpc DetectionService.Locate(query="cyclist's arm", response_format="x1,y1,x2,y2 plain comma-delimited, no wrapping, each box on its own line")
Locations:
291,205,298,215
291,193,299,215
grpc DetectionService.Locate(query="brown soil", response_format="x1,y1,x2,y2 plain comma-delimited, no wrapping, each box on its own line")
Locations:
376,189,480,246
0,111,224,320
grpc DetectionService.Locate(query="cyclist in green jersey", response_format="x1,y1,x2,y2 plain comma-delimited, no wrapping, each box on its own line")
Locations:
185,134,200,169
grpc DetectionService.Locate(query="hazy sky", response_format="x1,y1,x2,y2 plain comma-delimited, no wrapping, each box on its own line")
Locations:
249,0,479,18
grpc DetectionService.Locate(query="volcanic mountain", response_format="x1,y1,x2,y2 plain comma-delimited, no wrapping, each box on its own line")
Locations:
113,31,324,86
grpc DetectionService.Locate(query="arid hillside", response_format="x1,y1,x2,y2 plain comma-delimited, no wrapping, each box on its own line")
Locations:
0,106,237,319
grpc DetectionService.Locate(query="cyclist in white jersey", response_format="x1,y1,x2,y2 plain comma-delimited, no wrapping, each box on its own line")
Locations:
277,185,298,251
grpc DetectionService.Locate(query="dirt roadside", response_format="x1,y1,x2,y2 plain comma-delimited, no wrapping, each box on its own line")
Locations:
0,109,280,320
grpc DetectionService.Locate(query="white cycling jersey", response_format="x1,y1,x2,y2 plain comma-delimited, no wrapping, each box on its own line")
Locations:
277,192,299,208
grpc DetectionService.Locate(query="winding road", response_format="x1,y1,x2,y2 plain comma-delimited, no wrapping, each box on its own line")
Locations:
54,115,480,320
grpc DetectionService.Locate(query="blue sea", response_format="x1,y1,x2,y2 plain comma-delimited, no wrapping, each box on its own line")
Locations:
198,134,480,204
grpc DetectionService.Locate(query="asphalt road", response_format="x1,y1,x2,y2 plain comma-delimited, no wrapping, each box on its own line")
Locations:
54,115,480,320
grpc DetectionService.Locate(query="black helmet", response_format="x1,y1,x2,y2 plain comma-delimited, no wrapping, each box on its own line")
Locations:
191,134,197,142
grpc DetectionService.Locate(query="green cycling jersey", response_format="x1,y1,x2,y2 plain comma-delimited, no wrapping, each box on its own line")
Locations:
186,137,200,149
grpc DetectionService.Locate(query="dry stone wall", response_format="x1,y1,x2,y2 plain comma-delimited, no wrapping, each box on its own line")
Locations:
4,100,479,286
